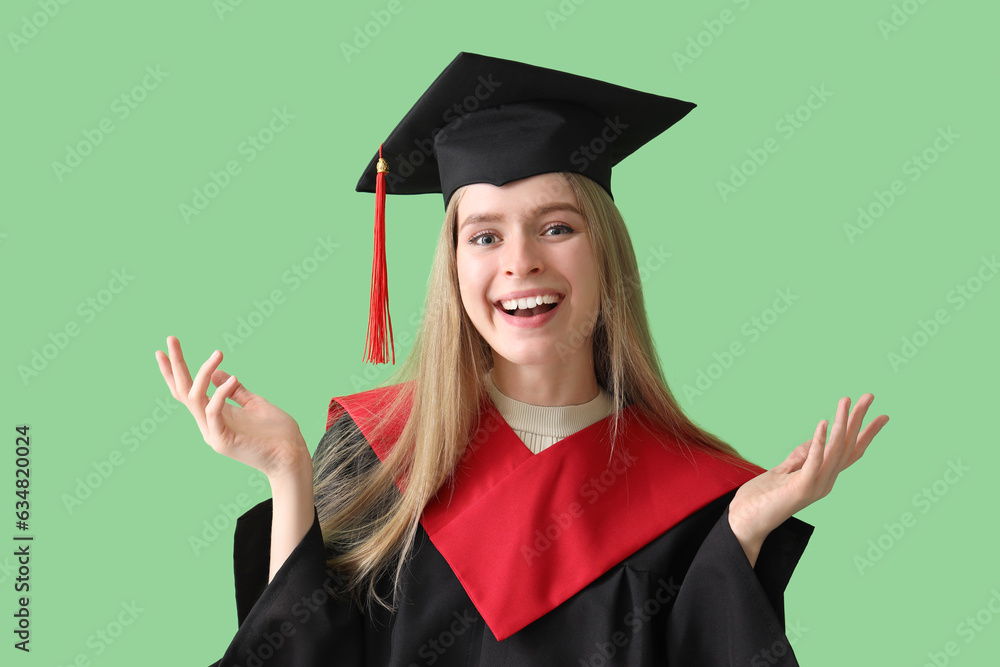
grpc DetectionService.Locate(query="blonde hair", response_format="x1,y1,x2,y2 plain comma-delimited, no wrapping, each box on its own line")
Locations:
312,171,756,611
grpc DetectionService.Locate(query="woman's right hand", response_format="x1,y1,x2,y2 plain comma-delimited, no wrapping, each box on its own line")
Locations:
154,335,310,480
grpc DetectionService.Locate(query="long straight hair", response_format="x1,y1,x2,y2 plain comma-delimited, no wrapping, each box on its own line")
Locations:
312,172,756,611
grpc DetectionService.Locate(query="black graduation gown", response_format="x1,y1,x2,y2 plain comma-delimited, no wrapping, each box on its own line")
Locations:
207,386,814,666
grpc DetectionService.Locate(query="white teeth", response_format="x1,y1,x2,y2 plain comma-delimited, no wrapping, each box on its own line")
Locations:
499,294,559,311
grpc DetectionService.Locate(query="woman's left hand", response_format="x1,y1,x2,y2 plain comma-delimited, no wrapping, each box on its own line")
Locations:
728,393,889,564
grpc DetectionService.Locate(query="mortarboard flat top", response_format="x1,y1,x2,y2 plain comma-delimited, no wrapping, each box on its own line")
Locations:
356,51,696,207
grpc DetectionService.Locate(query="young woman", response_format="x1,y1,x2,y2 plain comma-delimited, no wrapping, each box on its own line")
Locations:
156,53,888,666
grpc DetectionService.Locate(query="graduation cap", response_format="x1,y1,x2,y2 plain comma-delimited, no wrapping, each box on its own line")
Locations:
357,51,696,365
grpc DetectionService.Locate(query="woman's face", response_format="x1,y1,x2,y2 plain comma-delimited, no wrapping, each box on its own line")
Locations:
455,172,601,369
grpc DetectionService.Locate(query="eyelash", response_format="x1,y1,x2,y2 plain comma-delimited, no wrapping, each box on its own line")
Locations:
468,224,575,246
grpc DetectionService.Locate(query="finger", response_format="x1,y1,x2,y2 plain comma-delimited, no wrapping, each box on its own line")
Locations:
190,349,223,403
801,419,827,483
166,336,195,396
210,369,254,407
849,414,890,465
775,441,812,473
164,337,215,437
822,397,852,477
844,393,874,461
154,349,179,399
205,375,239,448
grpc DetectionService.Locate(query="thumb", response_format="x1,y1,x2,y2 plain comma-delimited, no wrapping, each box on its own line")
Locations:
211,369,254,406
775,441,811,473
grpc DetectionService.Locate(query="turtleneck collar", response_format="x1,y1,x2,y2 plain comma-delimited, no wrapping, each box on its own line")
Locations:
485,370,613,448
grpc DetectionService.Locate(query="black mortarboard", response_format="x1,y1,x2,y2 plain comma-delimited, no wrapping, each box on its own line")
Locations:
357,51,696,365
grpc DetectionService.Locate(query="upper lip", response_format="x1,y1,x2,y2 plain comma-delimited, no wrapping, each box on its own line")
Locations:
493,290,564,304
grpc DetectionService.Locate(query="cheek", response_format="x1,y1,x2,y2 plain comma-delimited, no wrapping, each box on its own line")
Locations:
457,253,488,295
455,257,482,314
570,249,601,306
587,271,602,306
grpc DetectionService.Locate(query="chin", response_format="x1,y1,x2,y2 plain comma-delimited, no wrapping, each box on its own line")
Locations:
494,349,549,368
490,339,567,368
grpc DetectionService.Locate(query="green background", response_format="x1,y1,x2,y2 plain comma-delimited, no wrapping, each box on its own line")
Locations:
2,0,997,664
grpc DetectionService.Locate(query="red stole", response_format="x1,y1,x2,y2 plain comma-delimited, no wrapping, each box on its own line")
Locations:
326,384,764,641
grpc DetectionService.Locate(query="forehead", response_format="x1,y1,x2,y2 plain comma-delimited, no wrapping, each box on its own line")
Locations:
457,173,579,219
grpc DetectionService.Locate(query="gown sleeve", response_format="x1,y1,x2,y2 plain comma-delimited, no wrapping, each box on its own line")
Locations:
206,417,367,667
665,503,814,666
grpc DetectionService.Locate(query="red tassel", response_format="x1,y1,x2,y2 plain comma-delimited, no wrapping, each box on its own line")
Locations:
364,144,395,365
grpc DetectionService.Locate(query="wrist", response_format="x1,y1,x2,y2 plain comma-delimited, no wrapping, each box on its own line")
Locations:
266,442,313,490
728,502,766,567
728,498,768,543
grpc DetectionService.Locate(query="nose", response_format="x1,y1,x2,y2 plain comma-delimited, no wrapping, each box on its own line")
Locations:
502,232,542,277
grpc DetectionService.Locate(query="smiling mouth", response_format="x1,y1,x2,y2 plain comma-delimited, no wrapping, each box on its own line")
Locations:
494,296,562,318
500,302,559,317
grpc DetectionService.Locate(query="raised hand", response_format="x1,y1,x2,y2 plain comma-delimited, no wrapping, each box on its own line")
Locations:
728,393,890,564
154,335,310,479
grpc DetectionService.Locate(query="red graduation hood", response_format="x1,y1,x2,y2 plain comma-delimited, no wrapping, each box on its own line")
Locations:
327,383,764,641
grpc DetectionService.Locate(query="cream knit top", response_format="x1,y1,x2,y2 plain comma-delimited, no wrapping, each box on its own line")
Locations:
485,370,614,454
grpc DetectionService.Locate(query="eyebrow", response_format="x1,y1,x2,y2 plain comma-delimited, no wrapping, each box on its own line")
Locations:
459,202,583,233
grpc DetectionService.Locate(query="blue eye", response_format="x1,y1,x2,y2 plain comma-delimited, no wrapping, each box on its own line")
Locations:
545,224,574,236
469,232,498,246
468,224,574,246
